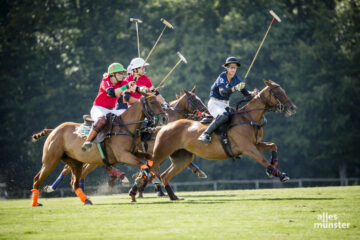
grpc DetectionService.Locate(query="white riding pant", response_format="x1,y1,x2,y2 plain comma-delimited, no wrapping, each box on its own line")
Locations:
90,105,126,123
208,98,229,118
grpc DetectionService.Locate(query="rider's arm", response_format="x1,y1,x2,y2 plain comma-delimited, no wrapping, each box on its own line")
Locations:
218,85,234,97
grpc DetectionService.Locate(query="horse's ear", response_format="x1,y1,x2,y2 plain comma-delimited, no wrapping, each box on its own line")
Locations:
191,86,196,93
263,79,270,86
175,93,180,99
183,88,190,95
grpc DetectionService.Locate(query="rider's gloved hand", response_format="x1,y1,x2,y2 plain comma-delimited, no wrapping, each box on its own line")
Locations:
234,82,246,91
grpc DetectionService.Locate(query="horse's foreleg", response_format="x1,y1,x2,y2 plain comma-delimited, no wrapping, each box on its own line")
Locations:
67,160,92,205
243,144,289,182
161,154,194,200
77,164,98,192
256,142,278,167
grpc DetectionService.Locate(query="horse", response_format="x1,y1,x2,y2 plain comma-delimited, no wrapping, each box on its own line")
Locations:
150,80,297,200
41,87,209,197
30,93,166,206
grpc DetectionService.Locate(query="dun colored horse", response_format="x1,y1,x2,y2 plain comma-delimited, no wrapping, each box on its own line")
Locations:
150,80,297,200
31,93,166,206
42,87,209,197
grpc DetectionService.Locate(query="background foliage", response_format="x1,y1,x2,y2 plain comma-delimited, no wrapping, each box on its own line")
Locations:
1,0,359,190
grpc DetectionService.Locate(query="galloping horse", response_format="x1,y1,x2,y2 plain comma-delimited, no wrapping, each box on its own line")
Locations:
150,80,297,200
31,93,166,206
41,87,209,197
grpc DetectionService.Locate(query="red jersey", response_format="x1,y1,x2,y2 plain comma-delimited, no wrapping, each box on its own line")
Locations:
93,76,127,108
125,74,153,99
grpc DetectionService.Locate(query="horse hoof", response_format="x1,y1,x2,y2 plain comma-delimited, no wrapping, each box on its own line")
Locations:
130,195,136,202
84,199,93,205
157,191,167,197
32,203,43,207
265,170,273,178
171,196,184,201
197,171,208,179
121,176,130,187
43,185,54,193
280,173,290,182
137,193,143,198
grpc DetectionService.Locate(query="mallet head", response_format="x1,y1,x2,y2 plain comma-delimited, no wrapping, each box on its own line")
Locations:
269,10,281,22
130,18,143,23
177,52,187,64
160,18,174,29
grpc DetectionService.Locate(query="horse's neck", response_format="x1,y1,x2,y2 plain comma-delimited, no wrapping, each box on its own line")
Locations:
168,97,186,121
241,89,268,122
119,101,144,130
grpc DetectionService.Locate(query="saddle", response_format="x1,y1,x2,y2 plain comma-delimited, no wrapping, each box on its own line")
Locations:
75,114,115,168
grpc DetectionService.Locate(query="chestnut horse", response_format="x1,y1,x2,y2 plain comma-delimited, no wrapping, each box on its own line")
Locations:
31,93,166,206
150,80,297,200
42,87,209,196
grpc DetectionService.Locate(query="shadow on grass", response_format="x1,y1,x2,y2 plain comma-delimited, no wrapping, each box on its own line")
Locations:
95,196,339,206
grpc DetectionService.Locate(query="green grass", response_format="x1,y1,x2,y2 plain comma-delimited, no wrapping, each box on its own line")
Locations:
0,186,359,240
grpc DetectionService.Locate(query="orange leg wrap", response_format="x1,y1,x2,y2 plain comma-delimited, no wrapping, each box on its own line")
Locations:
140,164,149,171
31,189,39,207
75,188,88,203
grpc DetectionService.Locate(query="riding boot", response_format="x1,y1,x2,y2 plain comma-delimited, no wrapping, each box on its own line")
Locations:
198,113,229,145
81,116,106,152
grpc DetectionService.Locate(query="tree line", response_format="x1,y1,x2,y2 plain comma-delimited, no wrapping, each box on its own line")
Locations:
0,0,359,191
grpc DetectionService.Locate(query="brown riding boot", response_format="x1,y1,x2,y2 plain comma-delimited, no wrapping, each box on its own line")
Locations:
81,116,106,152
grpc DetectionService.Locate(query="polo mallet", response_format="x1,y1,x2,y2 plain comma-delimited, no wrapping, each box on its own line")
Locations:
155,52,187,90
130,18,143,58
244,10,281,80
143,18,174,65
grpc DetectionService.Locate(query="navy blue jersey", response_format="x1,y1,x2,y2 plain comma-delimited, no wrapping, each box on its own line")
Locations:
209,72,245,101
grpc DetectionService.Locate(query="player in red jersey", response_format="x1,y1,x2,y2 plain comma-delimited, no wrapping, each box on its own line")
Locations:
82,63,135,151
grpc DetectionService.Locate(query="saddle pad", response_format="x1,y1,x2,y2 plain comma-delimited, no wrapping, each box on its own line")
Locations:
73,124,106,143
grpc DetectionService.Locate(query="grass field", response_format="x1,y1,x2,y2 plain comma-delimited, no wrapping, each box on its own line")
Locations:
0,186,359,240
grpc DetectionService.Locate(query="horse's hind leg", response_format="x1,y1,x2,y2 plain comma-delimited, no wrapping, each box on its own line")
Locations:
43,164,72,193
67,159,92,205
78,163,98,192
32,158,62,207
256,142,278,166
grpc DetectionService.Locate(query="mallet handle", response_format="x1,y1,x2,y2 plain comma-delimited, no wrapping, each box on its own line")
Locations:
144,26,166,65
244,18,275,80
136,22,140,58
155,59,182,90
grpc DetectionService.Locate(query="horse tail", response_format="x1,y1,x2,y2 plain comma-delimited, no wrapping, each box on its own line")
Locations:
32,129,53,142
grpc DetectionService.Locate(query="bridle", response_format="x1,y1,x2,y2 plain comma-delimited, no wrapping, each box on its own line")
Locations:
140,95,166,125
173,93,208,119
258,85,286,113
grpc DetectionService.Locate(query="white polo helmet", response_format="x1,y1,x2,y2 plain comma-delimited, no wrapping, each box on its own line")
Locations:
127,65,133,74
129,57,149,70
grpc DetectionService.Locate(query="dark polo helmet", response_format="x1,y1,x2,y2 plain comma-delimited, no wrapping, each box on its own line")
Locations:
223,57,241,68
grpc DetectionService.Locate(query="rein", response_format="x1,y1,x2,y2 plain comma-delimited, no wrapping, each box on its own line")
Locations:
229,85,285,141
108,95,160,153
172,94,208,120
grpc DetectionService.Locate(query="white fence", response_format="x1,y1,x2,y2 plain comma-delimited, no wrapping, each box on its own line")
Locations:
5,178,360,199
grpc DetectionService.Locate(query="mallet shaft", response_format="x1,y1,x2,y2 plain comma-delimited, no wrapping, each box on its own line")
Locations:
144,26,166,64
155,59,182,90
244,18,275,80
136,22,140,58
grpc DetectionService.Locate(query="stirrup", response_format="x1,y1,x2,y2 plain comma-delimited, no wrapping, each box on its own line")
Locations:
81,141,93,152
198,133,211,145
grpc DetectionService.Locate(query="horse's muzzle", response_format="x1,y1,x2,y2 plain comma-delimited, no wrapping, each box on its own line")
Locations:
285,104,297,117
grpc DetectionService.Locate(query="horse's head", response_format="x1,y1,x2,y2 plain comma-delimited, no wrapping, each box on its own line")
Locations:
140,92,168,125
261,80,297,117
180,86,209,116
